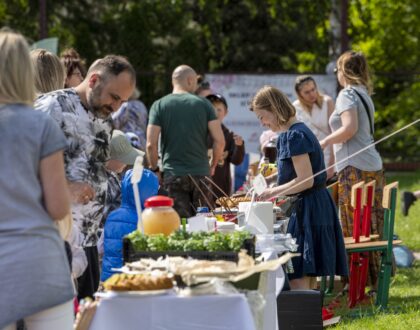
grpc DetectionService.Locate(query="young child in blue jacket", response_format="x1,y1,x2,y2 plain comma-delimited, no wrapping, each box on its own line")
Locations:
101,169,159,281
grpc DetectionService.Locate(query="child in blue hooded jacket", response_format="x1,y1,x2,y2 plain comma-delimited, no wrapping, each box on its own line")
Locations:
101,169,159,281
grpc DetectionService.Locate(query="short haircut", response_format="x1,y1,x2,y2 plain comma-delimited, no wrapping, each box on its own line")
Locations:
0,29,35,105
60,48,86,82
250,85,296,126
87,55,136,84
172,65,196,83
31,49,66,94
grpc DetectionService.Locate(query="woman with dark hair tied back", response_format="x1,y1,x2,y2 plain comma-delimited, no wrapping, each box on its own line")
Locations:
320,51,384,292
293,75,335,179
195,74,212,97
250,85,348,290
0,29,74,329
60,48,86,88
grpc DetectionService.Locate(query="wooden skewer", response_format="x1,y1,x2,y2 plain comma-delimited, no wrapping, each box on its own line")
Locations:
204,176,237,209
188,175,215,211
199,179,232,213
189,202,197,214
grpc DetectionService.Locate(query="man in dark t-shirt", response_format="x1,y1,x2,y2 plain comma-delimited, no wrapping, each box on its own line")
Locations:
147,65,225,217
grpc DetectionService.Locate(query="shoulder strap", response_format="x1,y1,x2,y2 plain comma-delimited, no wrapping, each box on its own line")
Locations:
351,88,374,135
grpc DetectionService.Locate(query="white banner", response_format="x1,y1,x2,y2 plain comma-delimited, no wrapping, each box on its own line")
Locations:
206,74,337,154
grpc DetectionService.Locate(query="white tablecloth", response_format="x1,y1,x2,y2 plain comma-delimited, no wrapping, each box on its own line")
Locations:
90,293,256,330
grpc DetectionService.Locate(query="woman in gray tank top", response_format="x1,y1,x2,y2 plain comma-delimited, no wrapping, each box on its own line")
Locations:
320,51,384,291
0,30,74,329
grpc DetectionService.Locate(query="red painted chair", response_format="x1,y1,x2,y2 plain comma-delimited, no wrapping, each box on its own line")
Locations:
358,180,376,301
347,181,365,308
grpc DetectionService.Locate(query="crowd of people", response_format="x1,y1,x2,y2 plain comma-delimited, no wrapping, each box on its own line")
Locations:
1,26,389,329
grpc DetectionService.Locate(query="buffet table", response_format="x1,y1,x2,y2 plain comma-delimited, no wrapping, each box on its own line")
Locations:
90,293,256,330
90,252,286,330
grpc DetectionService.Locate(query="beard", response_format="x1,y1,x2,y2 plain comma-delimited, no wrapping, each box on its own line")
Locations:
87,84,113,119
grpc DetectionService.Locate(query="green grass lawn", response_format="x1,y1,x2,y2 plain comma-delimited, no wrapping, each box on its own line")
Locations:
332,171,420,329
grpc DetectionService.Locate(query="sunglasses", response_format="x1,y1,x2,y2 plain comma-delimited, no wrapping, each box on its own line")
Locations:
295,76,314,87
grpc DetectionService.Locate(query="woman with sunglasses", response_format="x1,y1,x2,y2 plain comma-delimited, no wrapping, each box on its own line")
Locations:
320,51,384,291
293,76,335,179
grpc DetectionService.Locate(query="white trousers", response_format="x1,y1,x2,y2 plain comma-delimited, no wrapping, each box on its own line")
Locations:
3,300,73,330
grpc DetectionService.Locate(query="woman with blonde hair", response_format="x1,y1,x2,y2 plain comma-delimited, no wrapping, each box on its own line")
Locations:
30,48,66,94
250,85,347,290
0,29,74,329
293,76,335,179
320,51,384,291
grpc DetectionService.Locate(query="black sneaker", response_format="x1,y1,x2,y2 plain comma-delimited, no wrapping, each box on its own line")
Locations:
401,191,416,216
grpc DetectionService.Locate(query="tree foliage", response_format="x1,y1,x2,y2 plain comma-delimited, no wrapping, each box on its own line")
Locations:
0,0,418,160
348,0,420,161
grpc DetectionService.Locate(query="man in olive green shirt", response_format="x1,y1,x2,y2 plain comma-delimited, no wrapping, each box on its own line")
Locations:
146,65,225,217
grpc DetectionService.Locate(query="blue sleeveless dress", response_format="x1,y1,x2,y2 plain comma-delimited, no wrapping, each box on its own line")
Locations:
277,122,348,279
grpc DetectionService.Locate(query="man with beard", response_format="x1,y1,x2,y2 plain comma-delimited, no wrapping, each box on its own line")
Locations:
35,55,135,299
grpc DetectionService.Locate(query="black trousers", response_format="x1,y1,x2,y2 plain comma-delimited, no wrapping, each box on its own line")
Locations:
77,246,99,300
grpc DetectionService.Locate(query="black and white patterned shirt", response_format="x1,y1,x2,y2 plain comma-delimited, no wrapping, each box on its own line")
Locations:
35,88,112,247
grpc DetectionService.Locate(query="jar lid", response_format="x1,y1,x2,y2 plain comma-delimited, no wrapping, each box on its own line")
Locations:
197,206,209,213
144,195,174,208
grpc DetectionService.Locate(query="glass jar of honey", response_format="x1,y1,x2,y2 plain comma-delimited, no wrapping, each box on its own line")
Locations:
141,196,180,236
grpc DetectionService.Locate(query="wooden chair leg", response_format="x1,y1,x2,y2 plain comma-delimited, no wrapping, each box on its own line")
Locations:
348,184,364,308
376,183,398,309
358,182,375,301
320,276,327,293
326,276,335,294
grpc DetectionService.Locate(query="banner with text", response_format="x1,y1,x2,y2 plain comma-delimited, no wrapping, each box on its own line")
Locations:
206,74,337,154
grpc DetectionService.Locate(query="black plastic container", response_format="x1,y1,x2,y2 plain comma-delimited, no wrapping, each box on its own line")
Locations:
277,290,322,329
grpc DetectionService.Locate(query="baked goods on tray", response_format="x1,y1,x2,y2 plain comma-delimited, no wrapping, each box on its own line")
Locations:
215,196,251,208
103,273,173,291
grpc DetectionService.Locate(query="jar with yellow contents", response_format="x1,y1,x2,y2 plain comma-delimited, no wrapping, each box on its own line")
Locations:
141,196,180,236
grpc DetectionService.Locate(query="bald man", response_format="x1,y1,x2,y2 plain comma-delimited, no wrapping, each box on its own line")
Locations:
147,65,225,217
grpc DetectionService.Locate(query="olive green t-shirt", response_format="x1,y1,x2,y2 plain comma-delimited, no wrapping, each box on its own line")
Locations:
149,93,217,176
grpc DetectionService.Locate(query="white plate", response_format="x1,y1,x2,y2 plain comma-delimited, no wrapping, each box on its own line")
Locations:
96,289,174,299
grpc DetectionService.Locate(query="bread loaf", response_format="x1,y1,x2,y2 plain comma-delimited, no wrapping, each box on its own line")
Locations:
103,273,173,291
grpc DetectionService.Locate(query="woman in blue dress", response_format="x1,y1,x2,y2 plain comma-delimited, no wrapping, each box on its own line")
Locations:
250,85,348,290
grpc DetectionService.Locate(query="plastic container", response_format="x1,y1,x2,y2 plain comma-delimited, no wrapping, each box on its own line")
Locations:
196,206,210,213
264,138,277,163
142,196,180,236
196,206,212,218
